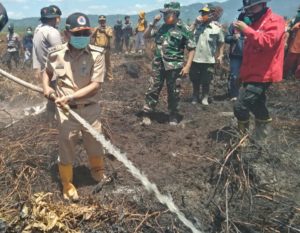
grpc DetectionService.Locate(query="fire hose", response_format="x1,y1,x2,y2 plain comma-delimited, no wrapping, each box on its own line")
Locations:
0,68,202,233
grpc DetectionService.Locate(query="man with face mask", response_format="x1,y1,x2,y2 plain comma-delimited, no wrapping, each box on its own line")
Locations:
233,0,285,142
22,27,33,68
33,6,62,122
189,4,225,106
42,12,107,201
142,2,196,125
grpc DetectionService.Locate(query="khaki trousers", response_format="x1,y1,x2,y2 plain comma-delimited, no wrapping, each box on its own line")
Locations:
105,49,113,80
56,103,104,165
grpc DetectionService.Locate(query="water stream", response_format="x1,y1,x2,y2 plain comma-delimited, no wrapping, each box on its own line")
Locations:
69,109,202,233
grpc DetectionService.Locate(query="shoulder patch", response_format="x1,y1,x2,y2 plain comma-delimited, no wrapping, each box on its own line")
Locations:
48,44,66,54
89,44,105,53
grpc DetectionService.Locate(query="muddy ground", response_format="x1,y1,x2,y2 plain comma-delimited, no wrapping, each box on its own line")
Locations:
0,48,300,233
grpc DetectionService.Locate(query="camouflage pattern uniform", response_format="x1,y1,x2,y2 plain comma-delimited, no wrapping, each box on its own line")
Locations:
144,19,196,114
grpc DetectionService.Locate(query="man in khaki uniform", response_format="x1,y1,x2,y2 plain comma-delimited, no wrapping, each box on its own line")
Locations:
42,12,107,201
91,15,114,81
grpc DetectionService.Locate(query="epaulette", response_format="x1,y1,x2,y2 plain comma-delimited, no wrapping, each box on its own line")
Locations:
89,44,105,54
48,44,66,54
212,21,222,28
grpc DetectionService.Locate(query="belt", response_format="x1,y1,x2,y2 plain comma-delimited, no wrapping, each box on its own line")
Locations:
69,103,94,109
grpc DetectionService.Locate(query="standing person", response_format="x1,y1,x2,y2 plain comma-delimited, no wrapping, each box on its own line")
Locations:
32,6,62,121
284,7,300,79
113,19,123,54
33,6,62,80
22,27,34,68
225,13,245,101
42,12,108,201
6,24,21,71
189,4,225,106
135,11,147,54
91,15,114,81
233,0,285,141
123,15,134,54
142,2,196,126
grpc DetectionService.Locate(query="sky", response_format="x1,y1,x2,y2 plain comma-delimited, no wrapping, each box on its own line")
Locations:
2,0,226,19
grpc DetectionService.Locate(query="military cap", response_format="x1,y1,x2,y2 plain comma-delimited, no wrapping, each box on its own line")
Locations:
199,3,216,13
98,15,106,21
40,6,60,19
65,12,91,32
160,2,181,13
49,5,62,16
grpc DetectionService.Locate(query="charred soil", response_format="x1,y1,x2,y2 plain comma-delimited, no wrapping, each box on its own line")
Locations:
0,52,300,233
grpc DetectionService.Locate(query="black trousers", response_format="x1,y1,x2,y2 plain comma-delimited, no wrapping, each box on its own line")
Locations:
189,62,215,97
234,82,271,121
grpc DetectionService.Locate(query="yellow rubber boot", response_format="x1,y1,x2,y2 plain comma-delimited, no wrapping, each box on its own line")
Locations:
58,164,79,201
89,156,105,182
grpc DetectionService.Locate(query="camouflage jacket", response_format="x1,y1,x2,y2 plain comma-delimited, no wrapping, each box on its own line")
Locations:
151,19,196,70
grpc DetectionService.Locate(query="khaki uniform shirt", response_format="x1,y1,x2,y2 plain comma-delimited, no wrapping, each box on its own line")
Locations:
92,26,113,48
193,21,224,64
46,43,105,105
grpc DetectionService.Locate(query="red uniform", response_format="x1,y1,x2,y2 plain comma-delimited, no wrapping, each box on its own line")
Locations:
240,8,285,83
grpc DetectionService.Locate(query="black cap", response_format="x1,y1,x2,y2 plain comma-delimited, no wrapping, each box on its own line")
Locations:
49,5,62,16
65,12,91,32
40,6,60,19
98,15,106,21
8,23,13,30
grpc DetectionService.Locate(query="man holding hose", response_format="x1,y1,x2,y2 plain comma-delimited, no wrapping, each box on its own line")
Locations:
42,12,109,201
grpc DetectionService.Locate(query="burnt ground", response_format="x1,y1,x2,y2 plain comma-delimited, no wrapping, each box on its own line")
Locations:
0,50,300,233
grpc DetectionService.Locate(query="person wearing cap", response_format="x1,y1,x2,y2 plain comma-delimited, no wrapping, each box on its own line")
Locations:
113,19,123,54
135,11,147,54
91,15,114,81
22,27,34,68
5,23,20,71
284,7,300,79
42,12,107,201
49,5,62,25
123,16,134,54
33,5,62,77
189,4,225,106
233,0,285,141
142,2,196,126
33,6,62,122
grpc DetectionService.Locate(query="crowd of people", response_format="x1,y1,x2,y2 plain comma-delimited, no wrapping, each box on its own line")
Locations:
0,0,298,201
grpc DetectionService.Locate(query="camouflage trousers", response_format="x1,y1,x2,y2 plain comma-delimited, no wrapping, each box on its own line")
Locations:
145,62,181,114
5,51,19,70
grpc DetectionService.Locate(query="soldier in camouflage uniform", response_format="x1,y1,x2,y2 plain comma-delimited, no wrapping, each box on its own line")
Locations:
142,2,196,125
